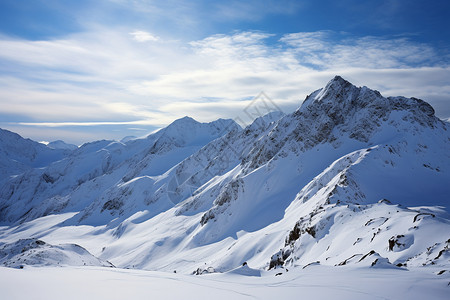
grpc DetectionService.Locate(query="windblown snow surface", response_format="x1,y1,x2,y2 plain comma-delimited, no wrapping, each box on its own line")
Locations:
0,76,449,299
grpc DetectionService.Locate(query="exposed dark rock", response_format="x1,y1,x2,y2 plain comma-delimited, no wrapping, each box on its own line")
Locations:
101,198,123,212
42,173,55,184
413,213,435,222
359,250,376,262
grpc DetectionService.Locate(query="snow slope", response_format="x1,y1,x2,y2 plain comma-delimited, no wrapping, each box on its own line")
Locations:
0,238,114,268
0,117,240,224
0,265,448,300
0,76,448,296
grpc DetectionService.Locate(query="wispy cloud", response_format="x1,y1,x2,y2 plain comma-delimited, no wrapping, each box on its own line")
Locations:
16,120,161,127
0,28,449,144
280,31,439,69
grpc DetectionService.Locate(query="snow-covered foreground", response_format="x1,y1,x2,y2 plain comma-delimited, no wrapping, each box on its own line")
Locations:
0,265,448,300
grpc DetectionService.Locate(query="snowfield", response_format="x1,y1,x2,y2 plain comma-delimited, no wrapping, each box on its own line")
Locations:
0,265,448,300
0,76,449,299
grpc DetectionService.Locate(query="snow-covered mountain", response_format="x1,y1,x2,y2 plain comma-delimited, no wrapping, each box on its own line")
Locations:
0,117,240,224
46,140,78,151
0,76,448,278
0,129,70,186
0,238,114,268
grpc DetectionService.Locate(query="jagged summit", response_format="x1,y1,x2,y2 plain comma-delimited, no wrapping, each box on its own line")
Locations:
290,76,440,148
316,75,355,99
301,75,436,123
301,75,356,108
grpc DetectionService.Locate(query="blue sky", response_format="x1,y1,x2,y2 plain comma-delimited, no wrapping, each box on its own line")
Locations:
0,0,449,144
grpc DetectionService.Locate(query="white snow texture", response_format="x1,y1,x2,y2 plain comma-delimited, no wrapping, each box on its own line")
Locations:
0,76,448,299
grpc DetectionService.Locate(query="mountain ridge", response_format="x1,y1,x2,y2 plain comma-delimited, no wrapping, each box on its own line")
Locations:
0,76,448,275
0,117,240,224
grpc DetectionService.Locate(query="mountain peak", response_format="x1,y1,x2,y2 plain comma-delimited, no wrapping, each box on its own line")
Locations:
299,76,358,110
171,116,198,126
323,75,354,93
329,75,350,86
316,75,358,101
300,76,436,124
